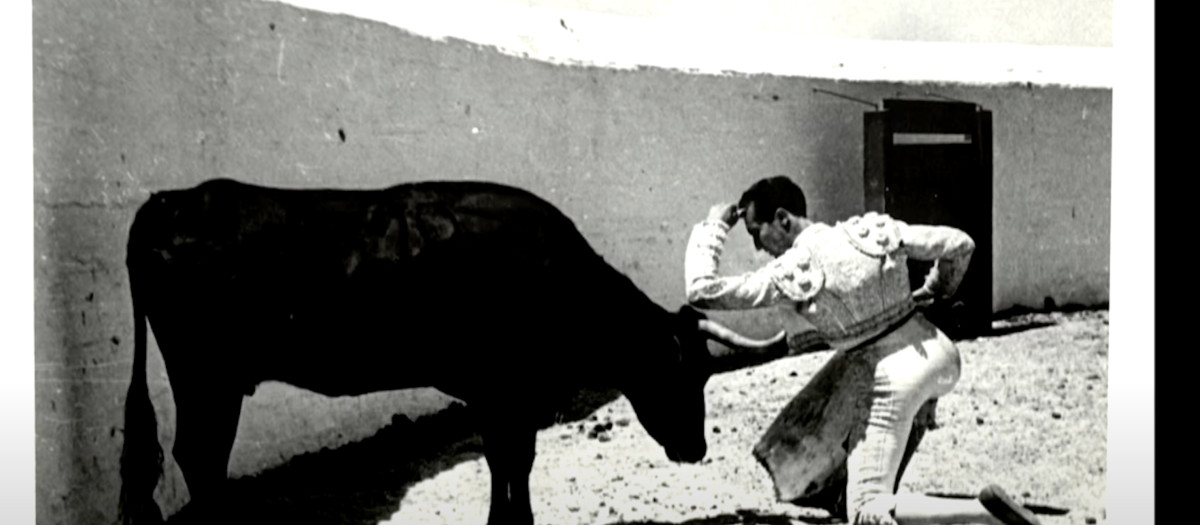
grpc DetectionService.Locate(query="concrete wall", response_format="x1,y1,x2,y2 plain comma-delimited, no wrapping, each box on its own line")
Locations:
33,0,1110,523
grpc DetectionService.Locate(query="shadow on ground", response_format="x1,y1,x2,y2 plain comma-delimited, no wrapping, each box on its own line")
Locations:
979,304,1110,338
164,388,624,525
921,492,1071,516
920,303,1107,341
173,401,481,525
979,320,1058,338
607,500,1066,525
610,509,841,525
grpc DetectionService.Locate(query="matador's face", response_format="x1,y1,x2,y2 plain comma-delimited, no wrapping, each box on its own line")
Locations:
743,203,794,258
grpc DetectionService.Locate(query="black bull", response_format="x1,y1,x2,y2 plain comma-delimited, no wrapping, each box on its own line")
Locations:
119,179,787,525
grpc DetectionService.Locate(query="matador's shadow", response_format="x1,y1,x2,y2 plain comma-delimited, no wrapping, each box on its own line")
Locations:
164,388,625,525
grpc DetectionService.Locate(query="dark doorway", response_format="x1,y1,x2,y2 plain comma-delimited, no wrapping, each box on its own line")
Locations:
864,99,993,339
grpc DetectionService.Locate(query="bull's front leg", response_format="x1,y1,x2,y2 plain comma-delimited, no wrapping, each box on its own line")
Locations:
506,425,536,525
483,433,510,525
482,423,537,525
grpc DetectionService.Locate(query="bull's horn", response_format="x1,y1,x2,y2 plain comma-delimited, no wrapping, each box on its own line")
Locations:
697,320,787,351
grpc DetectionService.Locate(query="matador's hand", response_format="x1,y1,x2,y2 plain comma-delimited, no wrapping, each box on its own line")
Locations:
707,203,741,227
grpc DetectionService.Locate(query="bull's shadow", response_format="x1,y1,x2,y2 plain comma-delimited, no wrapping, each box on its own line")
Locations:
175,401,481,525
165,388,624,525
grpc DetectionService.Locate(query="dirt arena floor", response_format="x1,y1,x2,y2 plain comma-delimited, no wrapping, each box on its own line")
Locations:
190,309,1107,525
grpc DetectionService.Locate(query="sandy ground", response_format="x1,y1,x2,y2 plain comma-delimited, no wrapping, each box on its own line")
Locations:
373,310,1108,525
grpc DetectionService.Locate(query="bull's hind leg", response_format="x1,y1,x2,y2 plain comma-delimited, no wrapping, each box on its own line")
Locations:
481,422,537,525
167,381,244,523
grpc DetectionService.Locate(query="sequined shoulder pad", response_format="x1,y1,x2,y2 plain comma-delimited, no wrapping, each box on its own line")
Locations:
767,245,825,302
839,212,903,257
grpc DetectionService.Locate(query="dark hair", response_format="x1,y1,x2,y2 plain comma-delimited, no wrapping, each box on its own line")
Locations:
738,175,807,219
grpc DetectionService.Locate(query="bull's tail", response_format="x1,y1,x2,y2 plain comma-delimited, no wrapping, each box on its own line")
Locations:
118,256,165,524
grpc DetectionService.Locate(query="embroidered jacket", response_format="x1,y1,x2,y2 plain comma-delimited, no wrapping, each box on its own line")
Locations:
684,212,974,351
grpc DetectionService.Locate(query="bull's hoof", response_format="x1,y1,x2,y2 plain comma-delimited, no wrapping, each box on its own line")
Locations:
979,485,1043,525
486,505,534,525
486,513,534,525
121,505,166,525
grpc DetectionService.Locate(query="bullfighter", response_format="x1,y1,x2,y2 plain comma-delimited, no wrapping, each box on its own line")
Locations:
684,175,1041,525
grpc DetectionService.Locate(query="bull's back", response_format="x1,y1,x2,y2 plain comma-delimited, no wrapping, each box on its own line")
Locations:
127,179,594,359
130,179,587,286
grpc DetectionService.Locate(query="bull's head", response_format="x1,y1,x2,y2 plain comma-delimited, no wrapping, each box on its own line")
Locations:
624,305,789,464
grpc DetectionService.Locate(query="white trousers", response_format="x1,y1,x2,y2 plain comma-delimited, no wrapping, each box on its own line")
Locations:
844,313,962,519
753,312,962,522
